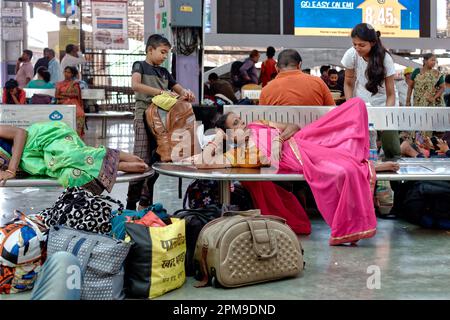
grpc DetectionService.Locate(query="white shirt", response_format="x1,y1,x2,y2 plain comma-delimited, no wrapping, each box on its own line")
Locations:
341,47,398,107
60,53,86,78
396,79,413,106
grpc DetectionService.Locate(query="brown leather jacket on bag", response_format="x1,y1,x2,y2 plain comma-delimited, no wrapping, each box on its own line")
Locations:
146,100,198,162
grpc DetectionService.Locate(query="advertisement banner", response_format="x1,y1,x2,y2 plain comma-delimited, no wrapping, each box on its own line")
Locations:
92,0,128,50
294,0,420,38
1,8,24,41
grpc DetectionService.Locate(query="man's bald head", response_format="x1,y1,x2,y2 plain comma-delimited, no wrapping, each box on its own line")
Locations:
277,49,302,71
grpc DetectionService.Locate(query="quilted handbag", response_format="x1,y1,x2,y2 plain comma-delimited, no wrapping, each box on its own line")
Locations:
47,225,131,300
38,187,124,235
194,210,304,288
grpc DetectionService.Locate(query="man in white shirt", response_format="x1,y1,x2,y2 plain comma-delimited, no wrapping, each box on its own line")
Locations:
60,44,86,79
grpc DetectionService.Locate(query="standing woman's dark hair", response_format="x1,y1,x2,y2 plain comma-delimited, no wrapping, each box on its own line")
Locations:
351,23,390,95
422,53,435,66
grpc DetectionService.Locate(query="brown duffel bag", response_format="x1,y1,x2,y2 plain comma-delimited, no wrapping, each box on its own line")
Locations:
193,210,305,288
146,100,197,162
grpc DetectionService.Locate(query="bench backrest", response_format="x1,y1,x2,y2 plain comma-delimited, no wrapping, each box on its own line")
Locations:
0,105,77,130
24,88,106,100
224,105,450,131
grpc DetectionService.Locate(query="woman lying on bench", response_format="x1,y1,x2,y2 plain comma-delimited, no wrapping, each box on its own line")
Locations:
0,121,148,194
184,98,399,246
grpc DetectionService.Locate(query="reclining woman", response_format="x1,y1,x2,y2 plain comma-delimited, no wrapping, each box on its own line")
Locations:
185,98,387,246
0,121,148,194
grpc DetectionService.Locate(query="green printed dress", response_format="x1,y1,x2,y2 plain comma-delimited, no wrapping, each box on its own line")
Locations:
0,121,120,194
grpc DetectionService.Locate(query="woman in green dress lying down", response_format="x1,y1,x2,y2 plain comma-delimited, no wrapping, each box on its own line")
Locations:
0,121,148,194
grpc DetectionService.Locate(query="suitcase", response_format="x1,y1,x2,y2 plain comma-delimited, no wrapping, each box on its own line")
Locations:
193,210,304,288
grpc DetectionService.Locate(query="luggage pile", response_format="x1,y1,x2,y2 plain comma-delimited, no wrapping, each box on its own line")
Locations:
0,184,305,299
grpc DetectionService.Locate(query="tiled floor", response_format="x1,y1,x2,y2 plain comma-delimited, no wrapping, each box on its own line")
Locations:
1,118,449,300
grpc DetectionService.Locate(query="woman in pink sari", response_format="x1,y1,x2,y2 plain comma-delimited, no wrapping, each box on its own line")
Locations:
188,98,378,246
55,66,85,137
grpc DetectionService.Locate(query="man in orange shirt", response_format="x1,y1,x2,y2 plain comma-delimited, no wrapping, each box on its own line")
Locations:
259,49,335,106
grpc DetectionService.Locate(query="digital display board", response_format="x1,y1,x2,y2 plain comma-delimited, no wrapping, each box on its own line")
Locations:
294,0,420,38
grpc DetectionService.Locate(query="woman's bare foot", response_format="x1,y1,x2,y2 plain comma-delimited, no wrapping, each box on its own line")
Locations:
400,141,420,158
118,162,149,173
119,151,145,163
375,161,400,172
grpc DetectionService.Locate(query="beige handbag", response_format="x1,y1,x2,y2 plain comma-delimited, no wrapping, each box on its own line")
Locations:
194,210,304,288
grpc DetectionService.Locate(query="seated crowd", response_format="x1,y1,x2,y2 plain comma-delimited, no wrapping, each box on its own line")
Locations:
0,28,449,300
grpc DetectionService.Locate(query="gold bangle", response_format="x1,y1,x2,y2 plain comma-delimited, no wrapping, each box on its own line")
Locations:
5,169,16,176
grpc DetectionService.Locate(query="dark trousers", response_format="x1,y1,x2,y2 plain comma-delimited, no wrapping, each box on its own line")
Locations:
126,110,160,210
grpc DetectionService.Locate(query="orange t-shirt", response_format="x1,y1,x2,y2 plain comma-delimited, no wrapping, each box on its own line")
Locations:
259,70,335,106
260,58,278,87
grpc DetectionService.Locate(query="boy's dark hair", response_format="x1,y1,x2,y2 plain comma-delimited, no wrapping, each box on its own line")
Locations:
445,74,450,84
277,49,302,69
23,50,33,59
65,44,75,54
146,34,172,53
320,65,330,75
328,69,338,76
208,73,219,82
266,46,276,58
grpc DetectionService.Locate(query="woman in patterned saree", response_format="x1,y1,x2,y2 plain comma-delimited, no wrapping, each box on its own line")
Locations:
0,121,148,194
186,98,380,246
56,66,85,137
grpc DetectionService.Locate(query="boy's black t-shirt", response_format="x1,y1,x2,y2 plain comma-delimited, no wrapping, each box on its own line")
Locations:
132,61,178,117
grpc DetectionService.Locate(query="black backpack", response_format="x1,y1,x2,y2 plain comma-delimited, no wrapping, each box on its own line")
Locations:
172,206,222,277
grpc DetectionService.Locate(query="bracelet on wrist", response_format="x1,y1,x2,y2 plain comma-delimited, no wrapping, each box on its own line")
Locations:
5,169,16,176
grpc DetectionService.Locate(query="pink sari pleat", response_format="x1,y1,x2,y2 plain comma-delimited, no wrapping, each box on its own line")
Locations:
247,98,377,245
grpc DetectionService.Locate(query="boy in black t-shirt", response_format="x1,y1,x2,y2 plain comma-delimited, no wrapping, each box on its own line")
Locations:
127,34,195,210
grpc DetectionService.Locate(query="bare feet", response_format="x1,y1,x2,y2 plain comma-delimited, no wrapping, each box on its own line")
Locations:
375,161,400,172
400,141,420,158
118,162,149,173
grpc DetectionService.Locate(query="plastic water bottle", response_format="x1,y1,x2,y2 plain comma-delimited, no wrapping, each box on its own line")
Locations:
369,123,378,162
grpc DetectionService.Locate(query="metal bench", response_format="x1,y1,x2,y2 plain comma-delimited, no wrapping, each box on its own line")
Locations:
24,88,106,101
1,171,154,188
153,160,450,204
85,111,134,139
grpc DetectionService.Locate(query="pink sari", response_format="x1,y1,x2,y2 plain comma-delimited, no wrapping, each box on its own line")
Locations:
243,98,377,245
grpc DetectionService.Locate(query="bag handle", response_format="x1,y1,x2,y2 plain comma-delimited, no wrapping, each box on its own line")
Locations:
246,219,278,260
94,194,124,216
223,209,261,217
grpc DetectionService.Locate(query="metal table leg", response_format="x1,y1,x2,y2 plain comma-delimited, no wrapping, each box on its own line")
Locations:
100,117,107,139
219,180,231,205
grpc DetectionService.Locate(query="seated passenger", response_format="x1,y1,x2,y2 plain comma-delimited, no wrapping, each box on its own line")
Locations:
56,66,85,137
26,67,55,89
400,136,450,158
2,79,26,104
0,121,148,194
184,97,379,246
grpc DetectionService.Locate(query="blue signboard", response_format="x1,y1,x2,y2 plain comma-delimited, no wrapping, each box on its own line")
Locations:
294,0,420,38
